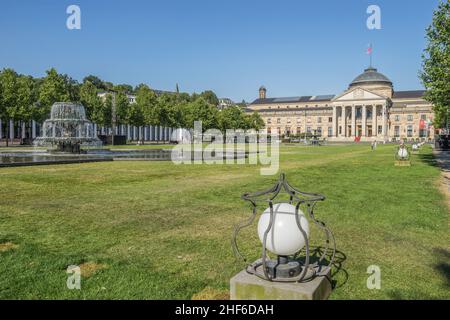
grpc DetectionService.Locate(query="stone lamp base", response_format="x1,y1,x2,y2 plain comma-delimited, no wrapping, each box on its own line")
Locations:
230,267,332,300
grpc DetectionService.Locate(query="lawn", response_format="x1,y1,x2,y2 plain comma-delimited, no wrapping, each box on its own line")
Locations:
0,144,448,299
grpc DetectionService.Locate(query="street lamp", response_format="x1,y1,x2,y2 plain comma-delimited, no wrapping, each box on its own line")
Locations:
232,173,336,282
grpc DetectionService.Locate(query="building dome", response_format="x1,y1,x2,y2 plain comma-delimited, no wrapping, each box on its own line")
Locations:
349,67,392,88
259,86,266,91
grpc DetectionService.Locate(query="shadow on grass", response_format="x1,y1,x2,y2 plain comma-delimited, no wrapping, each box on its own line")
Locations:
386,247,450,299
417,152,439,167
297,246,348,289
433,247,450,288
418,149,450,173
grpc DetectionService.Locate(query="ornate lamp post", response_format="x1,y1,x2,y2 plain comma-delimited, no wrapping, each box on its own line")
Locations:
396,143,409,160
232,173,336,283
395,143,411,166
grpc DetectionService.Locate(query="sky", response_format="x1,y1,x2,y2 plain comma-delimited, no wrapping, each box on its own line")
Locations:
0,0,441,102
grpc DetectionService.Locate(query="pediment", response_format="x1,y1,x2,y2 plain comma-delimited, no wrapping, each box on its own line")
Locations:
332,87,387,102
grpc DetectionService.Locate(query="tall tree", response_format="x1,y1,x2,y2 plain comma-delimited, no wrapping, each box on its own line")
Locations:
420,0,450,128
184,97,218,131
38,68,71,120
199,90,219,106
115,91,130,126
83,75,105,90
114,84,133,94
16,75,38,143
246,112,265,131
0,69,19,146
218,105,245,131
79,81,104,125
132,84,156,142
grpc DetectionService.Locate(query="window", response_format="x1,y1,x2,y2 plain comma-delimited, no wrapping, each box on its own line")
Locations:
328,127,333,136
378,125,382,135
394,126,400,137
407,115,413,121
317,127,322,136
306,127,311,133
394,115,400,122
328,117,333,123
419,129,427,137
421,115,427,121
297,118,301,123
296,127,301,135
277,118,281,124
407,125,413,137
318,117,322,123
267,118,272,124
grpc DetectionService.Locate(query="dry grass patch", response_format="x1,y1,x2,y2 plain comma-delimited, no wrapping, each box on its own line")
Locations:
191,287,229,300
0,242,18,252
79,262,107,278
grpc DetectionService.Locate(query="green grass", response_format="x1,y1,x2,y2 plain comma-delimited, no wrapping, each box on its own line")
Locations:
0,144,448,299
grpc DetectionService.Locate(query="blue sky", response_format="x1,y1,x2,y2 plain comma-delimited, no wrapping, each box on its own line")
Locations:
0,0,440,102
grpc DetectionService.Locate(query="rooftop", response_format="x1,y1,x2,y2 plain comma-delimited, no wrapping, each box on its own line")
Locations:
349,67,393,88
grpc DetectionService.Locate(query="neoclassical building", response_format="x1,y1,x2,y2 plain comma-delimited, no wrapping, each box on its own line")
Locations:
248,67,436,142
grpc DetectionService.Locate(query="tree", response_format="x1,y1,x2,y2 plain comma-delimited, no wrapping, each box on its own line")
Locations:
16,75,38,143
83,75,105,90
114,84,133,94
420,0,450,128
38,68,71,120
0,69,19,146
102,94,113,128
184,97,218,131
246,111,265,131
218,105,246,132
115,91,130,126
79,81,104,125
131,84,157,142
199,90,219,106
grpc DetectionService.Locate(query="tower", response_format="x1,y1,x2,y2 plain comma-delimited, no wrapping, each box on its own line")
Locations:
259,86,267,99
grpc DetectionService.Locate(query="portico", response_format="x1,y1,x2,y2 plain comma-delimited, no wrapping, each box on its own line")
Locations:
331,94,389,141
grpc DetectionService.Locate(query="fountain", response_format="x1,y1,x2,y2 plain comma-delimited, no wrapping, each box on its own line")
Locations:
34,102,102,153
0,102,251,167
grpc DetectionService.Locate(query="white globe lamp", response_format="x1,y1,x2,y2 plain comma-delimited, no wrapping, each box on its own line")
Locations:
232,173,335,282
257,203,309,256
398,147,408,159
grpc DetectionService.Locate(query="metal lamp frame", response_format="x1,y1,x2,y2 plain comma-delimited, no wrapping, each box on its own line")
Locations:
232,173,336,283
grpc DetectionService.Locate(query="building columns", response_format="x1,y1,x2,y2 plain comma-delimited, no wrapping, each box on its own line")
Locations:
9,120,14,140
340,106,346,137
373,105,377,138
362,105,367,137
31,120,36,139
351,105,356,137
382,103,387,138
332,106,337,137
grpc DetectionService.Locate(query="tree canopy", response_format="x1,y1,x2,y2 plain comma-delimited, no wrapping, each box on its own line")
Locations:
420,0,450,128
0,67,265,138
